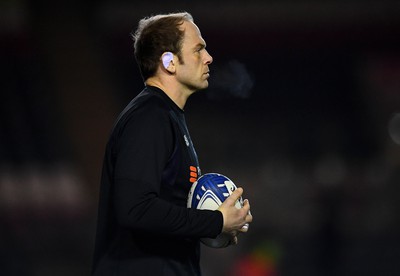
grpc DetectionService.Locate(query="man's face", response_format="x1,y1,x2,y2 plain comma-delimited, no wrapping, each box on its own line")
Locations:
175,21,213,95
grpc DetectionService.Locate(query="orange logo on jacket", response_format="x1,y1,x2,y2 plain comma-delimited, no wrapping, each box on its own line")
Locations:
189,166,198,183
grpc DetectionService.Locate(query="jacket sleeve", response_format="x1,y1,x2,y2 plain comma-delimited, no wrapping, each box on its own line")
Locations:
112,104,223,238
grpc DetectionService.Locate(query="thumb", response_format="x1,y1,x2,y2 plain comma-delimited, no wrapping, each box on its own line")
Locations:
224,187,243,206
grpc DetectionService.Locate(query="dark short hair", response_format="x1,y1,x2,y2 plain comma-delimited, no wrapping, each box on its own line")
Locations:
132,12,194,81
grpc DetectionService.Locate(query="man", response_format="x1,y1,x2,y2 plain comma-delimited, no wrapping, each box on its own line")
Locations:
92,12,252,276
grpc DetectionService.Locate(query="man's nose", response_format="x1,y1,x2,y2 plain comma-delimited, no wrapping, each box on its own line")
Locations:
205,50,213,64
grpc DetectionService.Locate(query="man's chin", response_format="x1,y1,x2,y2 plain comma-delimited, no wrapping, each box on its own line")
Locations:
199,81,209,90
190,82,209,93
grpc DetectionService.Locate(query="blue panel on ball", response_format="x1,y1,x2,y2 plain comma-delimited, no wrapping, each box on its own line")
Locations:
190,173,231,208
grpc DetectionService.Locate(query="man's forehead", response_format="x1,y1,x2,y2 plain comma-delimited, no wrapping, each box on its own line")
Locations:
181,21,205,44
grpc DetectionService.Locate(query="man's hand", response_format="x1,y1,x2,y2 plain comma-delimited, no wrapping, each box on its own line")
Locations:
217,187,253,243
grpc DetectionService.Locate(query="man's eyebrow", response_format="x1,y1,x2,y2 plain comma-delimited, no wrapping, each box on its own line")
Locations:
195,42,206,49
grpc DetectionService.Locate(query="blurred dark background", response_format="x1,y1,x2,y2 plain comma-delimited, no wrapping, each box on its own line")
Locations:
1,0,400,275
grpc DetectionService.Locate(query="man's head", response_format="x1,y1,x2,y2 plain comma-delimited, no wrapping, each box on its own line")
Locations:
132,12,193,81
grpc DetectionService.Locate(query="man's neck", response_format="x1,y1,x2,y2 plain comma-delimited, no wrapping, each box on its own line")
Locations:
145,78,189,110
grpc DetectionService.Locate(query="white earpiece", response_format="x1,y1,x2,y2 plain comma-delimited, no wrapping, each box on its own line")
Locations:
162,52,173,69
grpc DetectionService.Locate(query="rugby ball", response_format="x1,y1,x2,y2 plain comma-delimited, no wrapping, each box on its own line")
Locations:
187,173,243,248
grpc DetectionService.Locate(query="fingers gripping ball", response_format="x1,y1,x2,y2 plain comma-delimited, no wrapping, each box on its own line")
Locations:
187,173,243,248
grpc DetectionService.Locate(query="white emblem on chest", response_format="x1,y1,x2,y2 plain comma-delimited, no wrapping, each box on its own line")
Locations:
183,135,190,147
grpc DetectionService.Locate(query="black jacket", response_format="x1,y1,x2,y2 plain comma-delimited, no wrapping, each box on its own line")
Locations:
92,86,223,276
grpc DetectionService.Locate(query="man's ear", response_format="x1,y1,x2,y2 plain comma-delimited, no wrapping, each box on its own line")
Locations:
161,52,176,73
